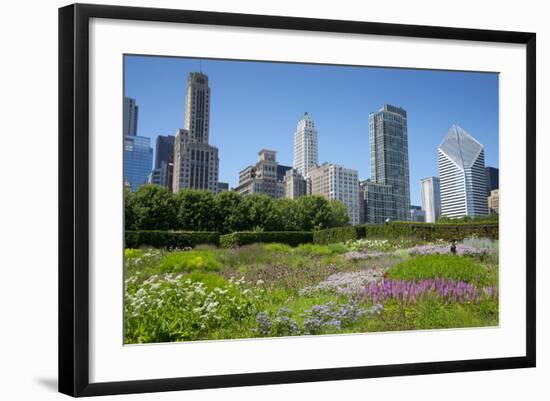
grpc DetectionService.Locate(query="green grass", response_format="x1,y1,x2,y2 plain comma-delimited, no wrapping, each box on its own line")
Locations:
157,250,221,273
386,254,492,286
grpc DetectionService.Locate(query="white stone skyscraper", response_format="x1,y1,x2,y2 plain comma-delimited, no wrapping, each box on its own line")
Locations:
184,72,211,143
420,177,441,223
368,104,411,221
293,112,318,177
173,71,220,194
438,125,488,218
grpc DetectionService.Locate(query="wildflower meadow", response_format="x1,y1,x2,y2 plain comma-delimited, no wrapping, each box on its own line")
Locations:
124,235,499,343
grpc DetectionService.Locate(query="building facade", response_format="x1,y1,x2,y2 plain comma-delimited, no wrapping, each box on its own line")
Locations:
359,179,396,224
173,72,220,194
410,205,426,222
485,166,499,196
235,149,286,198
173,129,219,193
124,135,153,192
293,112,318,178
369,104,411,221
150,135,175,191
488,189,499,214
217,182,229,193
438,125,489,218
123,96,138,137
420,176,441,223
284,168,308,199
309,163,360,225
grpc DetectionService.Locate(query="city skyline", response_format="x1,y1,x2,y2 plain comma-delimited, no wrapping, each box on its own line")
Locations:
124,55,499,205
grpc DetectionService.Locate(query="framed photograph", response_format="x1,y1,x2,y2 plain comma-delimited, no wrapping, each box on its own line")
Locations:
58,3,536,397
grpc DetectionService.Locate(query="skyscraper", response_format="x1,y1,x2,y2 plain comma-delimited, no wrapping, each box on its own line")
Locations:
124,135,153,192
173,72,220,194
485,166,499,195
293,112,318,177
123,97,138,137
438,125,489,218
149,135,175,191
369,104,411,221
155,135,175,169
184,72,211,143
420,177,441,223
309,163,360,225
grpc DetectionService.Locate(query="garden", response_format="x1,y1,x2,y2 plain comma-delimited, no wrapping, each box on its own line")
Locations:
124,235,499,344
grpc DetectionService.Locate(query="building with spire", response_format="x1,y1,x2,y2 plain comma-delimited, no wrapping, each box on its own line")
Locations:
438,125,488,218
293,112,318,178
173,72,220,194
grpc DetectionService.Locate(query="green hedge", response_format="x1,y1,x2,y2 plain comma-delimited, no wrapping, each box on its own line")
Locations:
313,222,498,244
125,231,220,248
313,226,366,245
220,231,313,248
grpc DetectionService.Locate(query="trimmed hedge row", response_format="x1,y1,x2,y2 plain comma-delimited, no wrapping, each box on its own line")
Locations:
313,226,366,245
220,231,313,248
313,222,499,244
125,231,220,248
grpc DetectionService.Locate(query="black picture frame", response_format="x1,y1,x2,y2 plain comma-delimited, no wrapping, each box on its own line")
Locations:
58,3,536,397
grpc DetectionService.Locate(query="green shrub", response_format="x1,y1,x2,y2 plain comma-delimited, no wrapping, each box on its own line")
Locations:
262,243,293,253
220,231,313,248
158,250,221,273
313,226,363,244
363,222,499,241
124,248,144,259
125,231,220,248
295,243,348,256
386,254,490,286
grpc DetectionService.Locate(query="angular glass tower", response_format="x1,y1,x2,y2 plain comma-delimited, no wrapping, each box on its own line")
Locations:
368,104,410,221
293,112,318,178
438,125,489,218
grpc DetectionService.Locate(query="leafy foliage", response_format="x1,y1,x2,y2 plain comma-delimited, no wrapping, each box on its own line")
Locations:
158,250,222,273
386,254,492,286
125,184,176,230
220,231,313,248
125,231,220,249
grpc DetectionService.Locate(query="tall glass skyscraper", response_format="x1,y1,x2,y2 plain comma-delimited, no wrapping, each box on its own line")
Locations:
368,104,411,221
438,125,488,218
123,97,138,137
124,135,153,192
293,112,318,178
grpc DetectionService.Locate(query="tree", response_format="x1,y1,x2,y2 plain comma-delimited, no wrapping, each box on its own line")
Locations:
173,189,216,231
272,198,300,231
213,191,249,233
243,194,277,231
128,184,177,230
327,200,350,227
124,187,137,230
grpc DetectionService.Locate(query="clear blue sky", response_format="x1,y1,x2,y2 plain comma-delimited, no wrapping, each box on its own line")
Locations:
124,55,499,206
